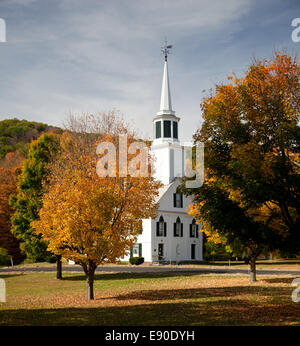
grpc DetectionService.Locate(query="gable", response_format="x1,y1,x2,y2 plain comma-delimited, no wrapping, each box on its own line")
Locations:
157,178,194,214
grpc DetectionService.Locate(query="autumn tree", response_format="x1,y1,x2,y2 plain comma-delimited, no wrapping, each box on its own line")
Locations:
10,133,61,263
32,114,161,300
0,166,23,263
185,53,300,281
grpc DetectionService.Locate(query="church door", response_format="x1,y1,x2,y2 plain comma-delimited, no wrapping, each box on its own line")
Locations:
158,244,164,261
191,244,196,260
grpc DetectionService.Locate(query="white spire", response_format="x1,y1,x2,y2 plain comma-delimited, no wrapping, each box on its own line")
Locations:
157,41,175,116
159,60,173,112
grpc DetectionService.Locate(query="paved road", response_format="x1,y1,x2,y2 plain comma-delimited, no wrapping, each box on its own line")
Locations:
0,265,299,277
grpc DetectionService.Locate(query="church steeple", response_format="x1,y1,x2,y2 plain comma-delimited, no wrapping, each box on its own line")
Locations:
153,41,180,144
158,47,175,116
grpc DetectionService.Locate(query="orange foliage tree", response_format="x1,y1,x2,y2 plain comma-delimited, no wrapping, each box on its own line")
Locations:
0,166,23,263
32,115,161,300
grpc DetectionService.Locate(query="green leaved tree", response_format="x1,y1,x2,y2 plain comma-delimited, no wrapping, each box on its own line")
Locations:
10,133,61,266
185,53,300,281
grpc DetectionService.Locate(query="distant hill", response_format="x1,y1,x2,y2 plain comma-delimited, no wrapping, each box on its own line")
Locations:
0,118,62,161
0,118,62,264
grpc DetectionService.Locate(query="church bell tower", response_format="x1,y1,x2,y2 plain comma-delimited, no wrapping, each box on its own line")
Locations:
151,42,185,185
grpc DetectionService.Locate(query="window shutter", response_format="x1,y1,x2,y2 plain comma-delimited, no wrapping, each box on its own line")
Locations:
173,193,176,207
139,243,142,257
190,224,192,237
164,222,167,237
130,247,133,257
180,194,183,208
196,225,199,238
181,223,183,237
156,222,159,236
173,223,176,237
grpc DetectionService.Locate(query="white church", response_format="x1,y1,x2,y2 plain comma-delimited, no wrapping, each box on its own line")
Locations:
124,44,203,264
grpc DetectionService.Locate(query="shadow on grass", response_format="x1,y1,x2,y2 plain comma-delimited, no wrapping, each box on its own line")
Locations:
0,274,297,326
105,285,291,301
62,272,197,281
262,277,295,284
0,274,24,279
0,296,298,326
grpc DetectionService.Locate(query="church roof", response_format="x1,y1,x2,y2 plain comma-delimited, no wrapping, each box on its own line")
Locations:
156,178,182,202
156,181,173,202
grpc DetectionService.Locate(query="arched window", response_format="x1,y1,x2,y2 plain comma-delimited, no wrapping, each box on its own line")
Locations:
156,216,166,237
174,217,183,237
190,219,199,238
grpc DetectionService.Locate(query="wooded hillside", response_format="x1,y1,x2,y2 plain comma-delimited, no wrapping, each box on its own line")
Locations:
0,118,61,161
0,118,61,264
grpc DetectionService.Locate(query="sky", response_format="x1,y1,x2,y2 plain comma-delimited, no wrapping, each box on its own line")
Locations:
0,0,299,141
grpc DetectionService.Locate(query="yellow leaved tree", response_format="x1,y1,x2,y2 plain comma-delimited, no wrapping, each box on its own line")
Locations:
32,114,161,300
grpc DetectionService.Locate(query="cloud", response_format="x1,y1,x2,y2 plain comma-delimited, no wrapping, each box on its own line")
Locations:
0,0,298,141
1,0,38,6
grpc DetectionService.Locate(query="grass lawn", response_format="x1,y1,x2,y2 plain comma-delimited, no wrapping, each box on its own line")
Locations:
0,272,299,326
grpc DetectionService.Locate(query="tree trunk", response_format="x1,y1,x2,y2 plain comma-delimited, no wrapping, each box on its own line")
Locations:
85,260,97,300
249,255,257,282
56,255,62,280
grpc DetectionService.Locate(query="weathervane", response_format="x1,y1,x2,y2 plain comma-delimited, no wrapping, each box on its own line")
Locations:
161,39,173,61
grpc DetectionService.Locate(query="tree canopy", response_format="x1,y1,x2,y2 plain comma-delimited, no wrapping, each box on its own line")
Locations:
0,118,61,160
10,133,61,261
0,166,23,263
185,53,300,281
32,114,161,299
